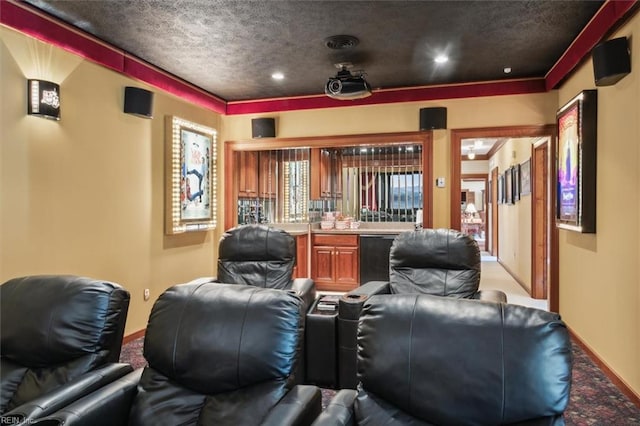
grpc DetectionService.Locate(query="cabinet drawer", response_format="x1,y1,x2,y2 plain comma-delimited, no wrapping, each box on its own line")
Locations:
312,234,358,246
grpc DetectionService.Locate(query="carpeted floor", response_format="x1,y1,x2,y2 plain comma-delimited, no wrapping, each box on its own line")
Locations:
120,336,640,425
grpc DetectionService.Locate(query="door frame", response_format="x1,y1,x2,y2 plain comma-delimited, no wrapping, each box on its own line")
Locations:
531,139,548,300
461,174,488,251
450,125,558,312
490,167,499,256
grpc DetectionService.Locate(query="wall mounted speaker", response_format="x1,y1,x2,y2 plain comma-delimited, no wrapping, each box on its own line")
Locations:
252,117,276,138
124,87,154,118
593,37,631,87
419,107,447,130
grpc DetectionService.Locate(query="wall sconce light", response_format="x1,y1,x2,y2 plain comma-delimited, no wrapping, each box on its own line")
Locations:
27,79,61,120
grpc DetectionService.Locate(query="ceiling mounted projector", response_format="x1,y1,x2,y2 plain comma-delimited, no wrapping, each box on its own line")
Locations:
325,64,372,100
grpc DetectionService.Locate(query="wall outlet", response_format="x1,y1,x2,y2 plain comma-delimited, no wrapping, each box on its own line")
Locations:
143,288,150,301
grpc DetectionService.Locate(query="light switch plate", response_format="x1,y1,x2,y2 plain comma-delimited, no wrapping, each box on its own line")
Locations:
436,177,445,187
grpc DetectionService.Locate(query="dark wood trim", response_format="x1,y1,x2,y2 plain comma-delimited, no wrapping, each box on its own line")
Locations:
450,125,555,231
461,173,487,180
226,131,430,151
224,131,433,229
548,130,560,314
123,328,145,344
568,327,640,407
490,167,499,256
224,141,236,230
464,153,490,161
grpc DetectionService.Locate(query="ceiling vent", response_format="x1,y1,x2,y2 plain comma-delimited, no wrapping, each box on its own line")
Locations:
324,35,360,50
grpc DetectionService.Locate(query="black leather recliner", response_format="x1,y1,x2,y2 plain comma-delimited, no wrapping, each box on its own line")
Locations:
31,282,322,426
338,228,507,388
0,275,132,425
315,294,572,425
211,224,316,311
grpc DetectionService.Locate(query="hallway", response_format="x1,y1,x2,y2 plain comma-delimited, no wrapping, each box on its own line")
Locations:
479,254,548,311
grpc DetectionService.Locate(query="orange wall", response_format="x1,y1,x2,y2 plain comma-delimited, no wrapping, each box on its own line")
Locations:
555,14,640,397
1,27,223,334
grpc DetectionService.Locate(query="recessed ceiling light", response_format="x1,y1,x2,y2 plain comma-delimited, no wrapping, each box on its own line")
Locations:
434,54,448,64
271,72,284,80
503,67,512,74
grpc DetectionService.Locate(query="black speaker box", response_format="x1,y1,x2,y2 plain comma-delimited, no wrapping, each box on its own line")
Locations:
252,117,276,138
593,37,631,87
419,107,447,130
124,87,154,118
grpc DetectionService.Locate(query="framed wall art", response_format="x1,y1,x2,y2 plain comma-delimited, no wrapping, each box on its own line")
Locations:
505,167,513,205
165,116,217,235
513,164,521,202
555,90,597,233
520,158,531,196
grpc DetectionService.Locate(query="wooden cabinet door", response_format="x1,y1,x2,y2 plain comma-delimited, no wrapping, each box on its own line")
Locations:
332,150,343,198
259,152,277,198
311,245,334,286
334,246,359,289
292,234,308,279
237,151,258,198
310,148,331,199
320,149,332,197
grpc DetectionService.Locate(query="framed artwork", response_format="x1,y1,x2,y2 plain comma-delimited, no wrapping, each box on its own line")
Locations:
513,164,521,202
165,116,218,235
520,158,531,196
498,173,504,204
505,168,513,205
556,90,597,233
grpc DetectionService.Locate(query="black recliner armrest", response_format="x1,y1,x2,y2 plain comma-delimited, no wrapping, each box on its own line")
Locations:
311,389,357,426
473,289,508,303
261,384,322,426
339,281,390,320
30,369,143,426
1,363,133,426
290,277,317,311
337,281,390,389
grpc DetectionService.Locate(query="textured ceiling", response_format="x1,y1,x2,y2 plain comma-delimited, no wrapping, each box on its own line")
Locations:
23,0,606,102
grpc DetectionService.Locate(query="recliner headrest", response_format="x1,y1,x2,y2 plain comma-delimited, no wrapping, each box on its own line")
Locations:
357,294,572,424
0,275,130,367
218,225,295,262
144,283,304,395
388,228,481,297
390,228,479,270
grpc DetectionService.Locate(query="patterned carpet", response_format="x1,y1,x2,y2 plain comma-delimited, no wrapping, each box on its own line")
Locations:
120,337,640,425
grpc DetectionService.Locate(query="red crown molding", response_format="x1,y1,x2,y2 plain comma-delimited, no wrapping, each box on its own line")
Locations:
124,55,226,114
2,0,636,115
545,0,638,90
226,79,547,115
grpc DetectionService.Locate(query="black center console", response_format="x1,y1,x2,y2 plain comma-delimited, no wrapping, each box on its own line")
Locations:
305,295,340,388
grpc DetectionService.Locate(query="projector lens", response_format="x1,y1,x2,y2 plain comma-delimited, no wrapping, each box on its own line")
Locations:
327,79,342,94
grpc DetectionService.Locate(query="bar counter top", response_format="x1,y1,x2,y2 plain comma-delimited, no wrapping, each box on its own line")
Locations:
270,222,414,236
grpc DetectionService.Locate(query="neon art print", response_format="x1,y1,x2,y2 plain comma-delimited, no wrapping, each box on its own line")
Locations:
555,90,597,233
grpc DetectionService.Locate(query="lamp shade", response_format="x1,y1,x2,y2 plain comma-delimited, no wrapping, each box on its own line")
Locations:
465,203,477,214
27,79,60,120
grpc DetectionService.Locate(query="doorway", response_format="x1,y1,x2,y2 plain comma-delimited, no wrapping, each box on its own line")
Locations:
450,126,556,309
531,138,550,300
461,174,488,251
